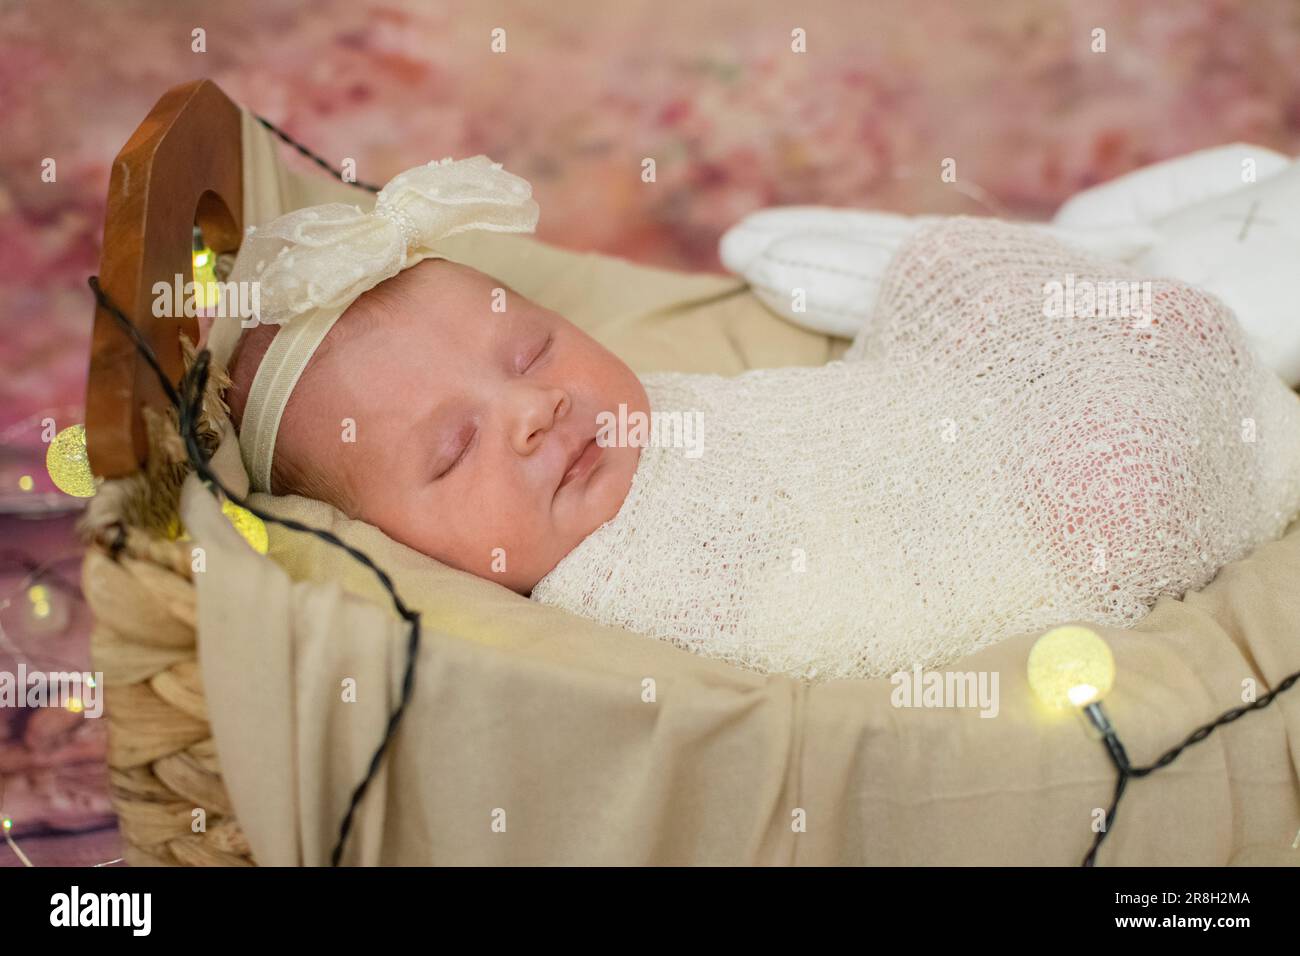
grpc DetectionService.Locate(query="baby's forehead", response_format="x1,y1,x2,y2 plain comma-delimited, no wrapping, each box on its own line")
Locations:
374,259,529,328
345,261,517,335
319,264,537,381
406,257,505,301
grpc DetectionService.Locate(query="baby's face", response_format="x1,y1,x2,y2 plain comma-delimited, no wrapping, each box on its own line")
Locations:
281,259,648,592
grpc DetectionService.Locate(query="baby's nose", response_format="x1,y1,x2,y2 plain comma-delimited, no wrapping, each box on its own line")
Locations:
509,383,570,455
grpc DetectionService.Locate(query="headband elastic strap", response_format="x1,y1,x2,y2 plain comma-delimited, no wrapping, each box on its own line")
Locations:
238,306,344,494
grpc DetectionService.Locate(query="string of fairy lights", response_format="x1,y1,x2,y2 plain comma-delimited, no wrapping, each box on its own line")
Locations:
5,119,1300,867
0,278,266,869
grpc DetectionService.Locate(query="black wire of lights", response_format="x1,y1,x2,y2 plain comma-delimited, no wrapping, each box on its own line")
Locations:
87,117,410,866
88,273,418,868
89,116,1300,869
1079,669,1300,866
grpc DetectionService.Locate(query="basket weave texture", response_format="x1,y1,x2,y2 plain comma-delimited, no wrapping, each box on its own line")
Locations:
79,336,256,866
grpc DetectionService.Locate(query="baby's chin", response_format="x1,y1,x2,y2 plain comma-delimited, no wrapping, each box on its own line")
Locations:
552,440,640,547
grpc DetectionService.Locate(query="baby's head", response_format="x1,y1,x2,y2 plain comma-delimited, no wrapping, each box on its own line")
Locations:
226,257,648,593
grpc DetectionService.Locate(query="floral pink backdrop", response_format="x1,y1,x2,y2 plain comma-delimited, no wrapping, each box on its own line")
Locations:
2,0,1299,862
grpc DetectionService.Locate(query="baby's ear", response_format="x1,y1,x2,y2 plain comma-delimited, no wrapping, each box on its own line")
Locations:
224,322,280,428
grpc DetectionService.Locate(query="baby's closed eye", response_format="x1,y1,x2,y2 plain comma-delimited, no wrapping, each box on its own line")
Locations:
516,331,553,373
432,422,477,480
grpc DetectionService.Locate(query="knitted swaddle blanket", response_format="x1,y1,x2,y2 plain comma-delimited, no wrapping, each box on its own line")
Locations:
531,218,1300,681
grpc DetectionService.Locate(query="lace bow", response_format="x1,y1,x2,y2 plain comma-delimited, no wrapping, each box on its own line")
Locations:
230,155,540,325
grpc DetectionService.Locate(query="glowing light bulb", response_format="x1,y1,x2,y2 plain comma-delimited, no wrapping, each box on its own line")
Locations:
1,817,11,832
1067,683,1098,707
193,241,219,311
24,581,68,634
222,499,269,554
28,587,52,624
66,697,84,714
166,503,266,551
18,474,34,491
46,424,97,498
1027,625,1115,711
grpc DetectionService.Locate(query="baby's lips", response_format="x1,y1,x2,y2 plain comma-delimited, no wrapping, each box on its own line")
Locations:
558,436,604,493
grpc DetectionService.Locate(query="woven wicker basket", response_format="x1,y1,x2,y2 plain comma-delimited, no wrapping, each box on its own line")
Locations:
79,337,256,866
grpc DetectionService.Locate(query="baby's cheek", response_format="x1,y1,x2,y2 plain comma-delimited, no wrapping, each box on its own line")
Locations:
483,507,537,589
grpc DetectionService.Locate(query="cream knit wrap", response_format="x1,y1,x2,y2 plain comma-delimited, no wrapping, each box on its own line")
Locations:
531,218,1300,681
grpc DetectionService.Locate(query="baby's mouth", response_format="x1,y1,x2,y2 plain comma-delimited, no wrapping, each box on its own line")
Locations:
558,437,603,493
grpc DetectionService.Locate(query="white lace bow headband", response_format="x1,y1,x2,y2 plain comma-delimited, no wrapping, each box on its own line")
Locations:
219,155,540,493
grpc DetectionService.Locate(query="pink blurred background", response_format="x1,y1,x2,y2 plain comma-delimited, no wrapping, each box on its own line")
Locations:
2,0,1299,865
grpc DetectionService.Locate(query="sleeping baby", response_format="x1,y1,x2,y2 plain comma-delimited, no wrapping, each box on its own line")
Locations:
212,156,1300,681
